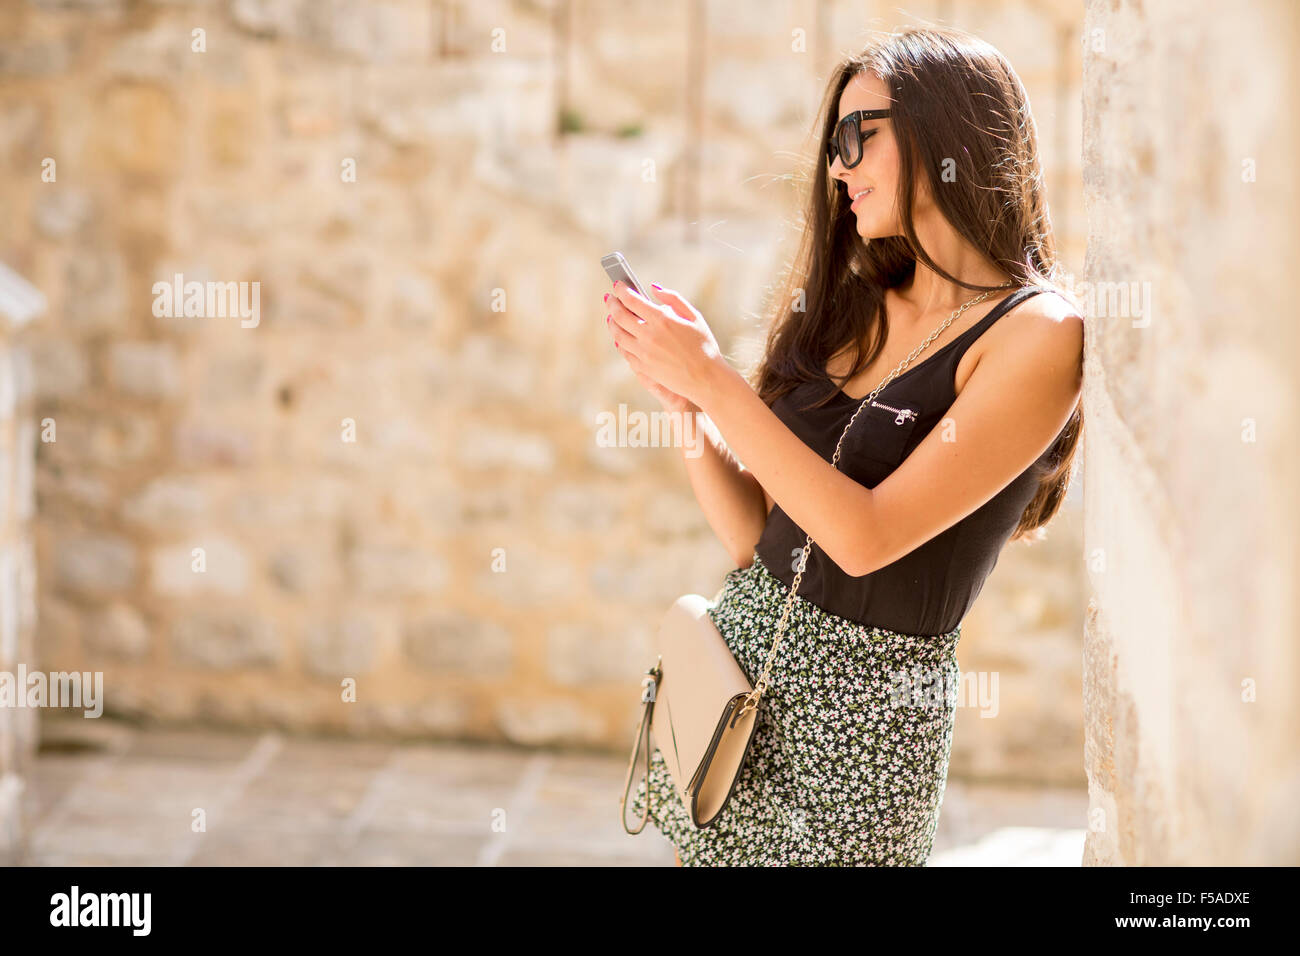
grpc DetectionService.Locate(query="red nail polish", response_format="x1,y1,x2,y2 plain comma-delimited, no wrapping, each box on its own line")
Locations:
603,293,609,302
651,283,662,290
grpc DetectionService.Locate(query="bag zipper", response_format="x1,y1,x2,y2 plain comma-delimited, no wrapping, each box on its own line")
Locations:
870,399,918,425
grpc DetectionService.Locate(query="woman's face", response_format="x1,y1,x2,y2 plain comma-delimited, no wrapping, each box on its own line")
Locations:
828,71,927,239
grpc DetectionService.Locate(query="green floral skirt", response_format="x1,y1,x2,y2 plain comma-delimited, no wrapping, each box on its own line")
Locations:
627,550,962,866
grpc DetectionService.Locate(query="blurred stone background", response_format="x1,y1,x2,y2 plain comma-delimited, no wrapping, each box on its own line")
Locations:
0,0,1087,766
30,0,1300,868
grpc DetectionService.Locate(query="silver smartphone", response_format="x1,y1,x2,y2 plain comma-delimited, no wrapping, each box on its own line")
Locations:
601,251,662,306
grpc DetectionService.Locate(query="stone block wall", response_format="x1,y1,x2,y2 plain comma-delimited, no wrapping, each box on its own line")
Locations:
0,320,39,865
1081,0,1300,863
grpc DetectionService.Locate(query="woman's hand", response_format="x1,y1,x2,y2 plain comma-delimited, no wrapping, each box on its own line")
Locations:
631,366,697,415
603,282,700,414
604,280,726,411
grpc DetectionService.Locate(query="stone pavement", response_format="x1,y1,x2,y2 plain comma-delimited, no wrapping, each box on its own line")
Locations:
17,716,1087,866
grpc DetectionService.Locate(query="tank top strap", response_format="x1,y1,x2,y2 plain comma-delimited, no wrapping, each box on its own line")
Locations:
959,286,1047,343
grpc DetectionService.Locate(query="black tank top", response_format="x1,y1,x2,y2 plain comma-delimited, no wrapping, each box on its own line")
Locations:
753,287,1060,636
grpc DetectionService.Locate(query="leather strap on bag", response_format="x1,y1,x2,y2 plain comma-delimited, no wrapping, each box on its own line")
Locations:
619,659,662,834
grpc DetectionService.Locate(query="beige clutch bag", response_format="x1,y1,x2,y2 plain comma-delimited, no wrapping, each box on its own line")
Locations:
619,593,761,832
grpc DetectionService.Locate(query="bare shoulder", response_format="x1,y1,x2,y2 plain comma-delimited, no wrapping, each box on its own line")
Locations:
977,288,1084,378
1027,287,1085,330
955,289,1082,398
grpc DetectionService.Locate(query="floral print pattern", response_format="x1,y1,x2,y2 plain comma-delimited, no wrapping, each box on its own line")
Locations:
627,550,962,866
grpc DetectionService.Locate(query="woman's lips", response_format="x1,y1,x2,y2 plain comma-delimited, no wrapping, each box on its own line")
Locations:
850,188,873,210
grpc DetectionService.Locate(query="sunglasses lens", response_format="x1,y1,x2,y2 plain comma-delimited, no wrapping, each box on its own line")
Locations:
839,122,861,168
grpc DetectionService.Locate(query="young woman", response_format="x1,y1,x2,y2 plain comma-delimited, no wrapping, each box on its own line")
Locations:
608,26,1084,866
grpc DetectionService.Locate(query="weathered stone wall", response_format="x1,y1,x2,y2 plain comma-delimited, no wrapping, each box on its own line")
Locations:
2,0,1088,784
0,315,39,865
1081,0,1300,863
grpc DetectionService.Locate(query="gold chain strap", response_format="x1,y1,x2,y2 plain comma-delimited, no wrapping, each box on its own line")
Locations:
734,282,1018,720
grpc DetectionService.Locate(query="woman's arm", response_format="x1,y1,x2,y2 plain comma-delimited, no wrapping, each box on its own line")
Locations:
605,279,1079,577
857,304,1083,573
693,365,878,575
694,300,1083,577
678,405,771,569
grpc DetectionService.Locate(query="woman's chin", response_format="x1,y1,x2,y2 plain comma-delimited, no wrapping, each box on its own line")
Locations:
855,217,898,240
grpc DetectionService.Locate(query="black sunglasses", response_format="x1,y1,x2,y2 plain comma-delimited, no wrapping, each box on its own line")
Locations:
826,109,891,170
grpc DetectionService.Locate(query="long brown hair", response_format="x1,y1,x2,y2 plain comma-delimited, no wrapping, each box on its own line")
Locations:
749,26,1082,543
